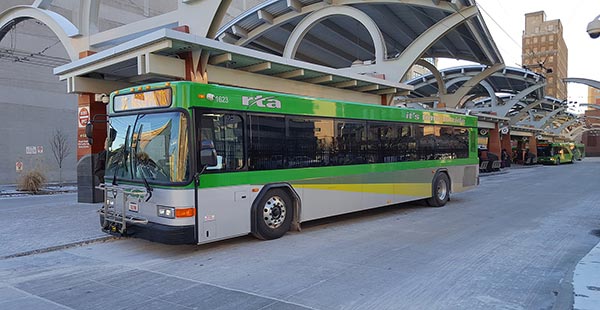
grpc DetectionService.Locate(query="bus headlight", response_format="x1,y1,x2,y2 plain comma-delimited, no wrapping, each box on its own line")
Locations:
106,197,115,207
157,206,175,219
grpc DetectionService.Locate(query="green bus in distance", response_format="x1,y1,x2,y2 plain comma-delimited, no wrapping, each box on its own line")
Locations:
536,142,575,165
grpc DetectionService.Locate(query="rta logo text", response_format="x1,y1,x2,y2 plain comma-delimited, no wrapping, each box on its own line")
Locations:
242,95,281,109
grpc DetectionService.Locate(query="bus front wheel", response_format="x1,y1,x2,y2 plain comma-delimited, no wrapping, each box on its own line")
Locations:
253,189,293,240
427,173,450,208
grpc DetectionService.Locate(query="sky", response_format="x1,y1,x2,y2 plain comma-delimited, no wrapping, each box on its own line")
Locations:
438,0,600,109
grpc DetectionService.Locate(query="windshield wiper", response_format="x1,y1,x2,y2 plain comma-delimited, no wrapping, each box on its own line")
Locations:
132,123,153,201
112,125,131,186
141,173,153,202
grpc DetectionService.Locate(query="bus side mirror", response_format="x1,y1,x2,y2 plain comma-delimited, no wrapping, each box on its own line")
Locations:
85,123,93,145
200,140,218,167
109,127,117,142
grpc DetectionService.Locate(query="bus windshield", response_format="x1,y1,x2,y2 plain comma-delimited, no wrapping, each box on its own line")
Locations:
537,145,552,157
105,111,190,183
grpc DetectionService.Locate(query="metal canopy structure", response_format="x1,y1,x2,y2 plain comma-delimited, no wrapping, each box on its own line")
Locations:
402,65,587,138
408,65,544,99
2,0,503,103
54,28,411,98
217,0,502,82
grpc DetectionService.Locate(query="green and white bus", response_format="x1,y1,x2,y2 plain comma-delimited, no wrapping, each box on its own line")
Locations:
536,142,574,165
94,81,479,244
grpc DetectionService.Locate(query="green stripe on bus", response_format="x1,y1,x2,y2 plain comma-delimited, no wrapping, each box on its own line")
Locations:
197,159,477,189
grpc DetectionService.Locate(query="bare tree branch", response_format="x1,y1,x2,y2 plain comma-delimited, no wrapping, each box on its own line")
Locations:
50,129,72,186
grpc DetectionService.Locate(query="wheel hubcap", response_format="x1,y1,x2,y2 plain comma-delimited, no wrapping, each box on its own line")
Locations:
263,196,286,229
437,179,448,200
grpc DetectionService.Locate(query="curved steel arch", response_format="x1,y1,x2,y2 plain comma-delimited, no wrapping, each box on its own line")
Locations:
385,5,479,82
0,5,80,60
444,72,499,109
446,76,496,100
283,6,386,63
221,0,461,47
564,77,600,90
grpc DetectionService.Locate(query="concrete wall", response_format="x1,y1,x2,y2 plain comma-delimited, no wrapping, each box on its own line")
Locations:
0,61,78,185
0,2,77,185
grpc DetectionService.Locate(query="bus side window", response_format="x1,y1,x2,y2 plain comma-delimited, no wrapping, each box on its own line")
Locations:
334,121,366,165
200,113,244,171
249,115,285,170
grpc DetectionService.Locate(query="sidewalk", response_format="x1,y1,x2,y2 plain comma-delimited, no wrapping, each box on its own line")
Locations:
0,187,107,258
573,241,600,310
479,165,600,309
0,183,77,197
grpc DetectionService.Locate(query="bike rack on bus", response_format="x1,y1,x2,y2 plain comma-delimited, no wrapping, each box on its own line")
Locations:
97,183,149,235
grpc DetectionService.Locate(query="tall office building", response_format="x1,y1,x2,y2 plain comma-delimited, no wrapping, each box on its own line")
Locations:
588,86,600,107
522,11,568,100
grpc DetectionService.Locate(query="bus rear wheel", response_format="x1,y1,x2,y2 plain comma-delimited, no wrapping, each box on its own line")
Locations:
253,189,293,240
427,173,450,207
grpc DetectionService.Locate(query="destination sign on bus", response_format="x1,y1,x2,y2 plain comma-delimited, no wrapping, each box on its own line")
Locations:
113,88,171,112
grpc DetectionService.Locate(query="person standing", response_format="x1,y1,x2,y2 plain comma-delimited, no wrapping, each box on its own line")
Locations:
501,149,511,168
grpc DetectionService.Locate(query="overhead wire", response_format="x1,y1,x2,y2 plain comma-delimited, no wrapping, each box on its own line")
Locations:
0,20,69,68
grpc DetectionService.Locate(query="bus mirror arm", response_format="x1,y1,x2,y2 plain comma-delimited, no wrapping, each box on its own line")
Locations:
85,114,111,145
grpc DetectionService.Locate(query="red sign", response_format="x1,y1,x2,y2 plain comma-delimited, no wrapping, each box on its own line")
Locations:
15,161,23,172
78,107,90,128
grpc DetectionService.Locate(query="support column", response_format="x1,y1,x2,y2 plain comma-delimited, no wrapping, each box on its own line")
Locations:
528,137,538,156
76,93,107,203
501,132,512,154
76,50,107,203
488,123,501,156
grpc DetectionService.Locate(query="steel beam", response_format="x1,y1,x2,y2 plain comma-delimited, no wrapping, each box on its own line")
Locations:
283,6,386,64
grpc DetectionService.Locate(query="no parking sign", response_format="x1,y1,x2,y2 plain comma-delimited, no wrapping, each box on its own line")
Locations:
15,161,23,172
78,107,90,128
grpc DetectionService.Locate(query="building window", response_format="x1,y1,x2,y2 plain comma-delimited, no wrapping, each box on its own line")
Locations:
533,37,538,43
541,36,546,43
548,24,554,31
589,135,597,147
549,35,554,41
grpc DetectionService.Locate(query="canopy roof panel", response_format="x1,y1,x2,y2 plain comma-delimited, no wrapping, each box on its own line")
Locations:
217,0,502,68
407,65,546,99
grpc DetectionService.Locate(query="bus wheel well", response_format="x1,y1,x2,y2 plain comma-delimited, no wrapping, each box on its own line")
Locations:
251,183,302,237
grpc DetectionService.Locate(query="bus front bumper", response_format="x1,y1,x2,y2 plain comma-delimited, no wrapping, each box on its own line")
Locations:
100,215,195,245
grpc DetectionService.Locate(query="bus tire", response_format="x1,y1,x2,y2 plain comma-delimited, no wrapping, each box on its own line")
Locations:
427,173,450,208
253,189,293,240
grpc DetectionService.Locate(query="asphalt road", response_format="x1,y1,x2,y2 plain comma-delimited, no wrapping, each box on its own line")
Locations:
1,159,599,310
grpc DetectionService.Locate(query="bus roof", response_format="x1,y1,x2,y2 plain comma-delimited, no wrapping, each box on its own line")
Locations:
111,81,477,128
